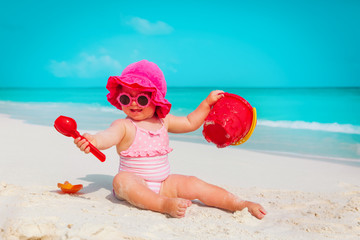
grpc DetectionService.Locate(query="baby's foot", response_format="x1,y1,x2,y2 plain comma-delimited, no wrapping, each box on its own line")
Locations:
245,201,267,220
162,198,192,218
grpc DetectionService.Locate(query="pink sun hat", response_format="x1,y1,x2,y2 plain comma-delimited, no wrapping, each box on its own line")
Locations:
106,60,171,118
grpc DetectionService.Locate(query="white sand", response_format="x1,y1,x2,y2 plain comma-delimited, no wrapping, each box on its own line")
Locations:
0,114,359,240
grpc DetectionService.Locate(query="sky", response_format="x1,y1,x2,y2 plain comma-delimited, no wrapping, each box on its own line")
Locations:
0,0,359,88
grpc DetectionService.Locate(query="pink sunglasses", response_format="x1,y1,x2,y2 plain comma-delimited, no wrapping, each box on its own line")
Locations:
117,93,151,107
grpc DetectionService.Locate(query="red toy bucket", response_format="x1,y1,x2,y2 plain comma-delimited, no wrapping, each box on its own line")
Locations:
202,93,257,148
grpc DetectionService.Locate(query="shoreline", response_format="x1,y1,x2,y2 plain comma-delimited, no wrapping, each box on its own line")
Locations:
1,101,360,164
1,114,360,239
169,133,360,166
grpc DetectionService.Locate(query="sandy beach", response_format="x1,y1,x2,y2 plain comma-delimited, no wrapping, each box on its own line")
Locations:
0,114,359,240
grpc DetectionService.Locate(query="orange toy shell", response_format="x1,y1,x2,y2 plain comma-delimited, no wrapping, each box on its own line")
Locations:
57,181,83,194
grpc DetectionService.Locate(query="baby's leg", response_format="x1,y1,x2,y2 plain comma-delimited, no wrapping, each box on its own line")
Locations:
113,172,191,218
161,174,266,219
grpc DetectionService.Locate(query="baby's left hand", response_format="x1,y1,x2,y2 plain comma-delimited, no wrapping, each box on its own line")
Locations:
206,90,224,106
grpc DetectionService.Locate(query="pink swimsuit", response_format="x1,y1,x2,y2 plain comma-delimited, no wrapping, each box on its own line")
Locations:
119,119,172,194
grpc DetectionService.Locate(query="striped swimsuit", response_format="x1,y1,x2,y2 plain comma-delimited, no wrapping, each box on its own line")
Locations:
119,119,172,194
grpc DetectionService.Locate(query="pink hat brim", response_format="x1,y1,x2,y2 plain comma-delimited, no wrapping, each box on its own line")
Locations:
106,74,171,118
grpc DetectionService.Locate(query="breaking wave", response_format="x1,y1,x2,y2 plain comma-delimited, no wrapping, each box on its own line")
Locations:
258,120,360,134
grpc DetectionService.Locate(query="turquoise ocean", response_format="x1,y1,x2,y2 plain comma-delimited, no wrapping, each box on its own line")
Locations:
1,87,359,166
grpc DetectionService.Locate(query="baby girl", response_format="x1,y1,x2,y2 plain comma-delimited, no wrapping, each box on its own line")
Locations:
75,60,266,219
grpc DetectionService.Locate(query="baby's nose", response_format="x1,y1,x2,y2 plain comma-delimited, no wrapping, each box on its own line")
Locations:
130,99,137,106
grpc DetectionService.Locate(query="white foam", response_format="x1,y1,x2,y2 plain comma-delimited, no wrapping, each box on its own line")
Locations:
258,120,360,134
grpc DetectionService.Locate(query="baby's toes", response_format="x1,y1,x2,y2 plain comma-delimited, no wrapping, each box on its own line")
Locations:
176,199,192,217
249,208,266,220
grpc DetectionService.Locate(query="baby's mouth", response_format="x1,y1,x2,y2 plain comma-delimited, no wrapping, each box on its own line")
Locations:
130,109,142,113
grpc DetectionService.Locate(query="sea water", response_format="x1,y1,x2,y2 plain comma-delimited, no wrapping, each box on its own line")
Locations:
1,87,359,165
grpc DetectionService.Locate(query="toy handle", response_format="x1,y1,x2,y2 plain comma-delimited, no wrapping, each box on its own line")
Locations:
87,142,106,162
75,132,106,162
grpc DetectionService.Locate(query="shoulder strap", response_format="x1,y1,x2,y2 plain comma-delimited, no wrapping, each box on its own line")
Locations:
126,118,138,128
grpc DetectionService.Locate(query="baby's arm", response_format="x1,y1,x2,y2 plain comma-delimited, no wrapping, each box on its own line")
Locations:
75,119,126,153
166,90,224,133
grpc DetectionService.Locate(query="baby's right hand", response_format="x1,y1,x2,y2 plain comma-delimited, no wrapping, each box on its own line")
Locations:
74,133,96,154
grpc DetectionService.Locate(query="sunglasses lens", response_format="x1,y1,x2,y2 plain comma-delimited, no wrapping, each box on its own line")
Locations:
119,94,130,105
137,95,149,106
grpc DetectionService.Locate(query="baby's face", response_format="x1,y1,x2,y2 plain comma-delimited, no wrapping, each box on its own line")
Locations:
120,86,156,120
